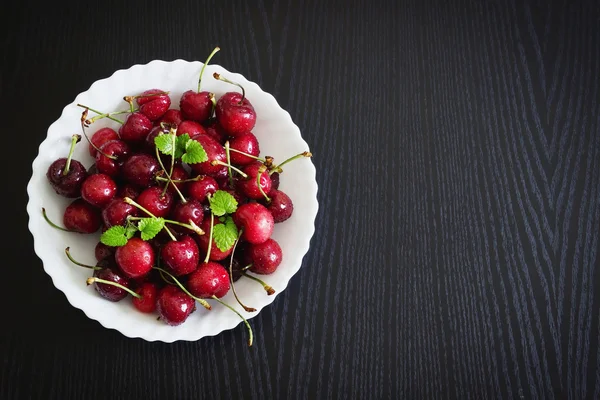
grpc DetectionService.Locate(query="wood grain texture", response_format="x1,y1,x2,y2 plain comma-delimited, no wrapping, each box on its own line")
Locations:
2,0,599,398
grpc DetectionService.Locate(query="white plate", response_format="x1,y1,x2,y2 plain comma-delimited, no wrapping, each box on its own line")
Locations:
26,59,318,342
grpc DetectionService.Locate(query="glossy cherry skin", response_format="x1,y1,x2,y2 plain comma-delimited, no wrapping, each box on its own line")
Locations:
187,176,218,203
156,285,196,326
205,121,228,144
170,200,204,233
156,109,183,127
177,120,206,138
264,189,293,223
229,132,260,165
188,134,227,178
63,199,102,233
46,158,87,198
116,184,140,200
122,154,160,187
102,198,138,227
132,282,159,313
144,124,170,153
180,90,212,123
215,92,256,136
80,173,117,208
232,203,274,244
115,237,155,279
119,112,153,144
136,89,171,121
160,235,199,276
136,187,174,218
92,263,131,302
245,238,282,274
95,242,115,261
195,217,233,261
237,162,272,200
88,127,119,157
187,262,230,299
95,140,130,177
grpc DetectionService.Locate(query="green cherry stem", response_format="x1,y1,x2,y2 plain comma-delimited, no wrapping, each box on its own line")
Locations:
154,146,187,203
257,165,271,202
228,230,257,313
123,197,177,241
62,134,82,176
80,110,117,160
198,47,221,92
269,151,312,175
203,212,214,263
42,208,70,232
76,104,124,124
241,271,275,295
224,141,234,187
152,267,212,310
227,147,266,162
211,295,254,347
65,247,102,270
128,216,204,236
209,93,216,116
241,263,252,271
86,277,142,299
210,160,247,178
213,72,246,102
89,108,136,123
155,174,207,184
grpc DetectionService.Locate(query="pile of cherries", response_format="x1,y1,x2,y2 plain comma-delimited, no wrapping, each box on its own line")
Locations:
42,47,310,346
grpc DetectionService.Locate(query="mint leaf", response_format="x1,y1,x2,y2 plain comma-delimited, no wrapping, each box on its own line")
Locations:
209,190,238,216
100,226,129,247
175,133,190,159
125,223,138,239
213,216,239,251
154,134,175,156
181,138,207,164
137,217,165,241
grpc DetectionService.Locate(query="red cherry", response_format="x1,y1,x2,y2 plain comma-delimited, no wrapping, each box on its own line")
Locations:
245,238,282,274
188,134,227,178
187,176,218,203
215,92,256,136
187,262,230,299
118,112,153,145
88,127,119,157
160,235,199,276
177,120,206,137
132,282,159,313
156,109,183,127
62,199,102,233
95,140,130,177
115,237,155,279
228,132,259,165
136,186,174,218
194,217,233,261
136,89,171,121
156,285,195,326
80,173,117,208
232,203,274,244
102,198,138,227
237,162,272,200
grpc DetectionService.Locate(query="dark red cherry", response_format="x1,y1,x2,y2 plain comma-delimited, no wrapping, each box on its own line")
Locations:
156,164,189,195
228,132,259,165
136,186,174,218
116,184,140,200
156,109,183,127
144,124,170,153
245,238,282,274
95,140,130,177
180,91,213,123
187,262,230,298
118,112,153,145
102,198,138,227
156,285,195,326
115,237,155,279
205,121,227,144
136,89,171,121
46,158,87,198
177,120,206,137
264,189,293,223
95,242,115,261
80,173,117,208
63,199,102,233
215,91,256,137
88,127,119,157
132,282,159,313
122,154,160,187
160,235,199,276
188,134,227,178
270,172,280,192
170,200,204,233
92,265,131,302
187,176,218,203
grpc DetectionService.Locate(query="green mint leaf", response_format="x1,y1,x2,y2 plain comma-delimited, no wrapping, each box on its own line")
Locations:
154,134,175,156
181,138,208,164
213,216,239,251
174,133,190,159
125,223,138,239
209,190,238,216
137,217,165,241
100,226,129,247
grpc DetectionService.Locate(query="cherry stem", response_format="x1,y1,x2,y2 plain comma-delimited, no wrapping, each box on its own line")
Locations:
64,247,102,270
198,46,220,92
152,267,212,310
210,160,247,177
241,271,275,295
128,216,204,236
209,93,216,117
241,263,252,271
86,277,142,299
154,146,187,203
227,148,265,162
203,212,214,263
41,208,70,232
224,141,234,187
158,269,175,285
77,104,124,124
62,134,81,176
213,73,245,102
155,174,207,184
257,165,271,202
211,295,254,347
228,230,257,312
123,197,177,241
79,111,117,160
269,151,312,175
122,96,135,113
90,108,136,123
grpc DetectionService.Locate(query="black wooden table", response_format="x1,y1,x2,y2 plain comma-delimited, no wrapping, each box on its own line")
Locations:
3,1,599,399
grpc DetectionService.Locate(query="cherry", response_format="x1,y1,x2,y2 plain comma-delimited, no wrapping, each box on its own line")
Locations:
160,235,199,276
144,124,170,153
102,198,138,227
132,282,159,313
156,164,189,195
170,199,204,233
270,172,280,192
195,217,233,261
118,112,153,145
245,238,282,274
205,121,227,144
136,187,174,218
91,264,131,302
95,139,130,177
187,175,218,203
233,203,274,244
88,127,119,157
213,74,256,136
188,134,227,178
228,132,260,165
135,89,171,121
115,237,155,278
46,134,87,198
62,199,102,233
264,189,293,223
177,120,206,137
80,173,117,208
116,184,140,200
122,154,160,187
156,285,195,326
187,262,230,299
156,109,183,127
237,162,272,200
95,242,115,261
179,47,219,123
